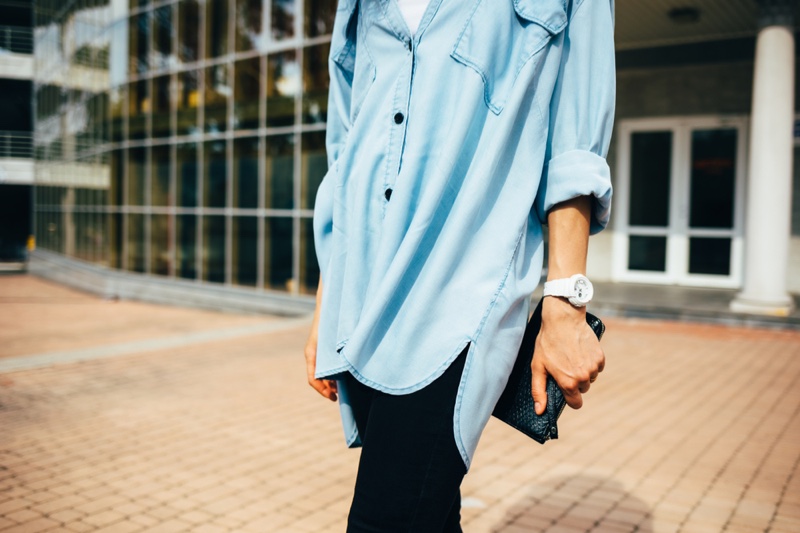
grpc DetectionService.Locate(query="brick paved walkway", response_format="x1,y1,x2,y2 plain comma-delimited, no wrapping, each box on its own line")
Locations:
1,274,799,533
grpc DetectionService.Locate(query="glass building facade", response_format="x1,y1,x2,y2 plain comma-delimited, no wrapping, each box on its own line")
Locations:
33,0,336,296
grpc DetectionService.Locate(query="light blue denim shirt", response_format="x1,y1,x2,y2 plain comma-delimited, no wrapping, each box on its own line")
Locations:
314,0,615,467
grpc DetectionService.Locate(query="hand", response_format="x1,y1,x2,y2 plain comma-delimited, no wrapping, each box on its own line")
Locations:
305,279,338,402
530,296,605,415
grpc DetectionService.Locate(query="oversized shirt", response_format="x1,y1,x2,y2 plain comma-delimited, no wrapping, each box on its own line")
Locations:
313,0,616,468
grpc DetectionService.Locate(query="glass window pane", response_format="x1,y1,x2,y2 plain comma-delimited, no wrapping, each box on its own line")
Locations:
266,50,299,128
178,0,200,63
110,85,126,143
689,237,731,276
265,134,294,209
205,0,229,59
235,0,266,52
234,57,261,130
152,74,172,138
177,142,198,207
127,147,146,205
265,216,293,291
205,64,230,133
151,214,171,276
233,216,258,287
109,212,122,269
300,217,318,294
303,0,332,38
302,43,329,124
177,214,197,279
152,5,175,70
628,235,667,272
629,131,671,227
273,0,296,40
127,213,145,272
301,131,326,209
203,140,227,208
151,145,171,206
177,69,200,135
689,129,737,229
129,12,150,74
110,149,123,206
202,215,226,283
234,137,259,209
129,79,149,140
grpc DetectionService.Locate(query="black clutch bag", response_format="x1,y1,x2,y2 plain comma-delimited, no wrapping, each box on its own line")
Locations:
492,299,606,444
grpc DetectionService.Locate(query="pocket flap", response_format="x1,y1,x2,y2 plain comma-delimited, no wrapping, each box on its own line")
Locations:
513,0,568,34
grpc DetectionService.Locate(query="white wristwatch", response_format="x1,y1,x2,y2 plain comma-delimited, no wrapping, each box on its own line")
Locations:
543,274,594,307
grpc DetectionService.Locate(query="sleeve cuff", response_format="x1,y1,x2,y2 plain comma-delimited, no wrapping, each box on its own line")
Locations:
534,149,613,235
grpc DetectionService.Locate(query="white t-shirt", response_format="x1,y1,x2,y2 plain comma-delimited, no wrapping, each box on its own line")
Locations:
397,0,431,36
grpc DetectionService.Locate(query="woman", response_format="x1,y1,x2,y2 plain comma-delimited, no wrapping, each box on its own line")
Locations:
305,0,615,530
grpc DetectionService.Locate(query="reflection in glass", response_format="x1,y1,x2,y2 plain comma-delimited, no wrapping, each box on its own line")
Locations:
127,213,145,273
205,0,229,59
235,0,266,52
301,131,326,209
205,64,230,132
109,212,122,269
177,143,198,207
109,85,125,142
690,129,736,229
628,236,667,272
128,147,146,205
151,214,172,276
129,79,149,140
234,137,259,209
152,5,175,70
300,217,319,294
265,217,293,291
304,0,334,37
177,215,197,279
177,69,200,135
629,131,671,227
129,12,150,74
110,149,123,206
152,75,172,138
273,0,296,40
234,57,261,130
233,216,258,287
151,145,170,206
302,43,330,123
267,51,299,128
178,0,200,63
265,135,294,209
203,140,227,208
203,215,226,283
689,237,731,276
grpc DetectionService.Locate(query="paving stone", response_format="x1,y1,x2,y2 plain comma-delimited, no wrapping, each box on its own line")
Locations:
1,275,799,532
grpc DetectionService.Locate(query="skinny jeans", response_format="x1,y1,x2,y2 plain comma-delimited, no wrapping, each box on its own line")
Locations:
343,345,470,533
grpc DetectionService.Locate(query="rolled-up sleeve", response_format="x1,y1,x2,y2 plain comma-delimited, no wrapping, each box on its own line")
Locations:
534,0,616,234
313,0,355,281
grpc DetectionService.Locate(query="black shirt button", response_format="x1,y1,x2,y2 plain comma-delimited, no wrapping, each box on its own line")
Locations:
394,112,404,124
384,188,393,201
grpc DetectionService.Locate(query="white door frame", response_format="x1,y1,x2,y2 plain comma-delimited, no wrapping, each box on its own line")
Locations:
612,115,748,289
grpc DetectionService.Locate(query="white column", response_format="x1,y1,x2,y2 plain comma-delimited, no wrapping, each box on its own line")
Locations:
731,5,796,316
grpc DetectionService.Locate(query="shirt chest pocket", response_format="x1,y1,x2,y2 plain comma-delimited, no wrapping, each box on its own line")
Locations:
451,0,567,115
330,0,376,125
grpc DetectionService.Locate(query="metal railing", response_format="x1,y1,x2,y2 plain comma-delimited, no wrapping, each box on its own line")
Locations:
0,131,33,159
0,25,33,55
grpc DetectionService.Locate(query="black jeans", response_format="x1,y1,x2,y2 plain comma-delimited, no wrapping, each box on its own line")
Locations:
344,346,470,533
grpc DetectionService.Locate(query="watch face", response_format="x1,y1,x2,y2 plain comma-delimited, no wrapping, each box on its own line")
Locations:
571,276,593,306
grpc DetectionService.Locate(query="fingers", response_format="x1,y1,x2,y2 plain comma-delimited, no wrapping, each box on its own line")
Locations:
305,338,338,402
530,356,549,416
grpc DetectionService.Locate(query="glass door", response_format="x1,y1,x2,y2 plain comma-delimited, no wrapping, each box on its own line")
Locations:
613,117,746,288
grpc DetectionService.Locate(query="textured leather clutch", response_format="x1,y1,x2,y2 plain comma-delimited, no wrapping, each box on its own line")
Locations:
492,299,606,444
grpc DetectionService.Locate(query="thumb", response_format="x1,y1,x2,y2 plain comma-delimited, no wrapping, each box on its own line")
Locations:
531,356,548,416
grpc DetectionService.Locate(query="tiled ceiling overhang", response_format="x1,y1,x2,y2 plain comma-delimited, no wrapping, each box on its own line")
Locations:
615,0,795,50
